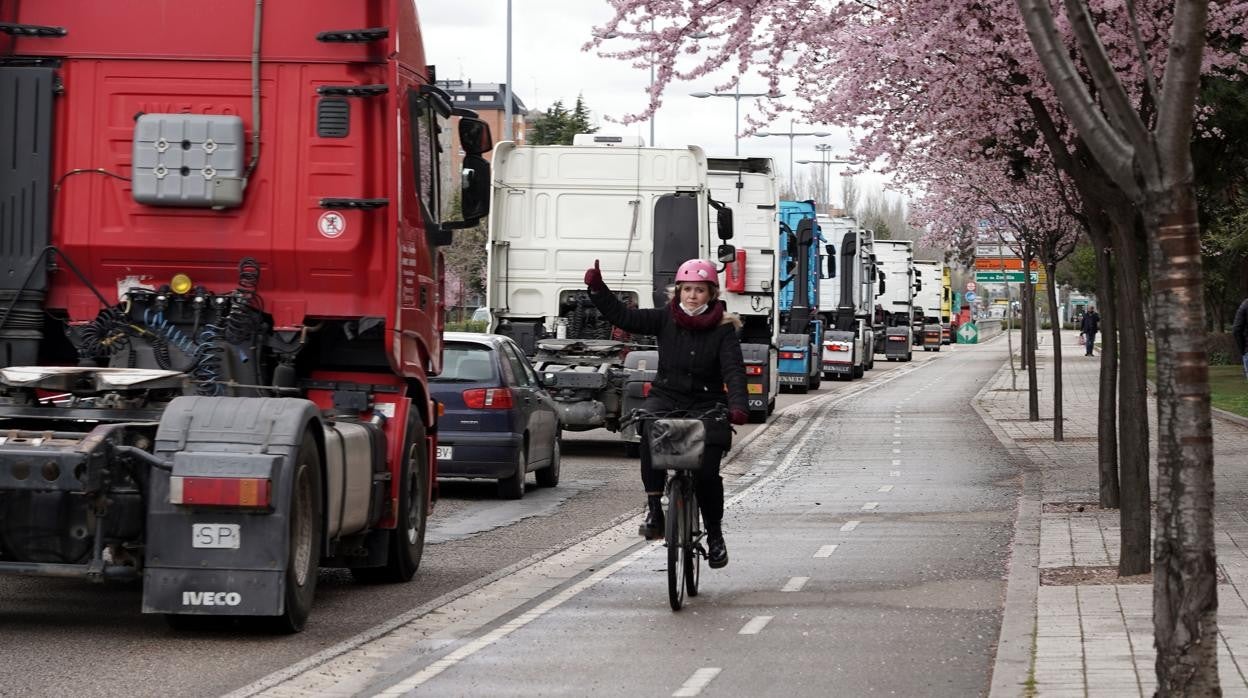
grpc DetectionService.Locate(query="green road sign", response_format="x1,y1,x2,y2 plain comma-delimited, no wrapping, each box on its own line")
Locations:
975,271,1041,283
957,322,979,344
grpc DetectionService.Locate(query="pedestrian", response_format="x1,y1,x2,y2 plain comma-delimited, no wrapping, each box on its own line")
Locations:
584,258,749,569
1080,306,1100,356
1233,297,1248,379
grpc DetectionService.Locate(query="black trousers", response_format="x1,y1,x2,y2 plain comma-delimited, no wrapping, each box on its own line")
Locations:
637,395,728,532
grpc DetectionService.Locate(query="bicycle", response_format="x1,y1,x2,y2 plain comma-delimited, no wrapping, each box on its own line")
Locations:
627,406,728,611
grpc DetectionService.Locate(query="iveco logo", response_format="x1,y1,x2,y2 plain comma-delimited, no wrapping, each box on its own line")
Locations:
182,591,242,607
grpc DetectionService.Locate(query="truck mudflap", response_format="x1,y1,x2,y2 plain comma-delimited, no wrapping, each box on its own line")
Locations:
885,328,912,360
777,333,810,388
143,396,321,617
739,343,771,415
822,330,856,378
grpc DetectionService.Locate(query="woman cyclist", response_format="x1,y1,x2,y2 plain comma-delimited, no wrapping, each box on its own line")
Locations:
584,258,749,568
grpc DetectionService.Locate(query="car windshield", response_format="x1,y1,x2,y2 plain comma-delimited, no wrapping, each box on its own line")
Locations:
436,344,495,382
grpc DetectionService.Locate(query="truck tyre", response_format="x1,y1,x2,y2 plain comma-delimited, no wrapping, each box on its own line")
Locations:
853,364,864,379
624,441,641,458
270,432,323,633
535,438,561,487
810,371,822,391
498,444,526,499
748,408,766,424
353,415,428,584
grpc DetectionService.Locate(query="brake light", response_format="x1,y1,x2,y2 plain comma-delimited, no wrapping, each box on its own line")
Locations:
779,351,804,360
170,476,271,508
745,365,763,376
463,388,515,409
642,382,652,396
824,341,851,352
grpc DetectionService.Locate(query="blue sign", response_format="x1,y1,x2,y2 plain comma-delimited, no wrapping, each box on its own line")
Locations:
965,291,977,302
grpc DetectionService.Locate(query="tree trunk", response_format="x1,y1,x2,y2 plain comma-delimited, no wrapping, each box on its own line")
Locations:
1046,262,1063,441
1146,190,1219,695
1091,233,1120,508
1022,252,1040,421
1106,211,1151,576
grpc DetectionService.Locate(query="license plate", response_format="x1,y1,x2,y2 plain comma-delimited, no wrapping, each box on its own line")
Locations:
436,445,453,460
192,523,240,549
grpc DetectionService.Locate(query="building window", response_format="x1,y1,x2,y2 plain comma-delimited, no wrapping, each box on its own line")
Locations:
479,94,495,101
455,95,467,101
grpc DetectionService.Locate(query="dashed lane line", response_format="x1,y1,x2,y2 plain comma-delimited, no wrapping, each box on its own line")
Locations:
878,485,894,493
861,502,879,511
781,577,810,592
738,616,774,635
814,545,839,558
840,520,861,532
673,668,723,697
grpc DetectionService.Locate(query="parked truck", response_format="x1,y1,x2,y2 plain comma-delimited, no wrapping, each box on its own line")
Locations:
776,201,824,392
709,157,779,421
913,260,945,351
0,0,492,631
485,136,734,448
817,216,878,380
873,239,917,361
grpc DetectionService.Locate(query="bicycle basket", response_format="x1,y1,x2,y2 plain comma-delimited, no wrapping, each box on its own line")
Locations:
647,418,706,470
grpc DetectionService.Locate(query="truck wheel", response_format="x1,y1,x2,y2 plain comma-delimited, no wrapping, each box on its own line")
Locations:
498,444,526,499
271,433,323,633
624,441,641,458
810,371,822,390
853,365,864,379
535,439,561,487
748,408,766,424
353,415,428,584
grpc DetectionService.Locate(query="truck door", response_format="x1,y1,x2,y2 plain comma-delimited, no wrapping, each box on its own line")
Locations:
651,194,700,307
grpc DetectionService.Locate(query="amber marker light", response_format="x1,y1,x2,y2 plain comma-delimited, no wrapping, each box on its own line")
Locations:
170,273,194,295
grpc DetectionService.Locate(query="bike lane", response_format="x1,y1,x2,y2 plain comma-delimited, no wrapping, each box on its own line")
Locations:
267,341,1019,697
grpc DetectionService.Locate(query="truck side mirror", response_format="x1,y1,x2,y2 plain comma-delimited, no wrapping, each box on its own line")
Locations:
709,199,734,240
458,115,494,154
824,244,836,279
459,154,490,221
879,278,886,295
717,244,737,263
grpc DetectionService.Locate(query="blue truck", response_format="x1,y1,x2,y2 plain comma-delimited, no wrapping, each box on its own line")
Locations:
776,201,825,393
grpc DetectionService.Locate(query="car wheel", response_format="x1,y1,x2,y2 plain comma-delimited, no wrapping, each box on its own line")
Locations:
535,438,561,487
498,444,526,499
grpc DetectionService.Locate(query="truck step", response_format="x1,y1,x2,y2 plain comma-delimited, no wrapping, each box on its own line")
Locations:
319,198,389,210
315,27,389,43
0,22,67,37
316,84,389,98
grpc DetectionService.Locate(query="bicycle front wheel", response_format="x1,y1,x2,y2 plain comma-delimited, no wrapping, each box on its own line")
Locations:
665,478,686,611
685,487,700,597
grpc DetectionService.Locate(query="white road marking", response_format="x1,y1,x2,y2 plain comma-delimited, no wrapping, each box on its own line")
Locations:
861,502,879,511
840,520,861,532
738,616,774,635
878,485,894,493
890,470,901,477
673,668,722,697
891,459,901,466
781,576,810,592
893,440,901,445
893,419,902,424
372,545,654,695
814,544,839,558
892,448,901,454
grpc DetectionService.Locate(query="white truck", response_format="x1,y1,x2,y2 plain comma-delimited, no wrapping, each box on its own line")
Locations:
484,135,735,446
873,239,916,361
708,157,779,421
817,215,877,380
913,260,945,351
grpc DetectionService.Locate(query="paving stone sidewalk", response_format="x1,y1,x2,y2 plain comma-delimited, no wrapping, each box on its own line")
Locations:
977,330,1248,697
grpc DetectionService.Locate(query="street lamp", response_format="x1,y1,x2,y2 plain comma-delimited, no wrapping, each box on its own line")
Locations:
689,87,784,156
600,21,659,145
795,144,851,209
504,0,513,141
754,119,831,195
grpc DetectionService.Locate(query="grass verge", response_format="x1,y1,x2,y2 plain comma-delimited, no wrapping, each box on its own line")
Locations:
1146,348,1248,418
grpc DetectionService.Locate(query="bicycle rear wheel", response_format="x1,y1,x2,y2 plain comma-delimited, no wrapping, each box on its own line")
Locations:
665,478,686,611
685,487,700,597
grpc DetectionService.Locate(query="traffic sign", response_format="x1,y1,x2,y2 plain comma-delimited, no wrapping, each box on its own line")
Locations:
957,323,979,344
966,281,977,292
965,291,977,302
976,271,1027,283
973,257,1039,270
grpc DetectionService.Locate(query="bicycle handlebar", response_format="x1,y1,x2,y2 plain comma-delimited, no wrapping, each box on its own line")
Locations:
621,405,729,430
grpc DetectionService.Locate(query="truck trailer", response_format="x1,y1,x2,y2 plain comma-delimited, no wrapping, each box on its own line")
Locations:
776,201,824,393
485,136,734,447
709,157,779,421
0,0,492,631
873,240,917,362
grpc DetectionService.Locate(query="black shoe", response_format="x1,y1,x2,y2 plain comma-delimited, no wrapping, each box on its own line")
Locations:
707,533,728,569
638,497,664,540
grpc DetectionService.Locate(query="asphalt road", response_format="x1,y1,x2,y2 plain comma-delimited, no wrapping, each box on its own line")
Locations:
0,344,1013,698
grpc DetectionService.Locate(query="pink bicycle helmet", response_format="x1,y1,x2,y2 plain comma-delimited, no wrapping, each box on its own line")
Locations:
675,259,719,286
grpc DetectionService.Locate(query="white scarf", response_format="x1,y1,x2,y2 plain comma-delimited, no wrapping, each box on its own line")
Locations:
680,303,709,316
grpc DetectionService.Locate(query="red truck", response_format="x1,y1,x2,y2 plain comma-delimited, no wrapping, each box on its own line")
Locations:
0,1,490,631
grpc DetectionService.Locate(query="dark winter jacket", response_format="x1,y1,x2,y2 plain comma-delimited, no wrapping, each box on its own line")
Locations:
589,289,749,415
1080,311,1100,336
1233,298,1248,356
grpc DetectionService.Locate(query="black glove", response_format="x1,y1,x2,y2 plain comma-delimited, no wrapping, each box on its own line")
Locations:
730,408,749,426
584,259,607,293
